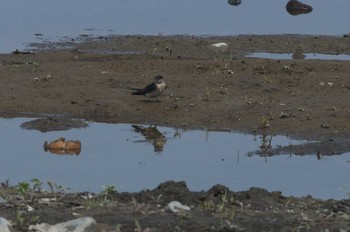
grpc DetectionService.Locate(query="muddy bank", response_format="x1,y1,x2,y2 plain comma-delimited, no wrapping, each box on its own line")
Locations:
1,34,350,150
1,180,350,232
1,35,350,140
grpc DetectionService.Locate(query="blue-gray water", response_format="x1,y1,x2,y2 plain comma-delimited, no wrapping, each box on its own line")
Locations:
1,118,350,199
246,53,350,60
1,0,350,53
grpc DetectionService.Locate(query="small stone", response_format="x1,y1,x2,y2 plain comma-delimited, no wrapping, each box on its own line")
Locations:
279,112,289,118
321,124,330,129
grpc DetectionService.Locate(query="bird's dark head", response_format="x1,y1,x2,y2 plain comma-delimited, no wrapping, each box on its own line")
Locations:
154,75,164,84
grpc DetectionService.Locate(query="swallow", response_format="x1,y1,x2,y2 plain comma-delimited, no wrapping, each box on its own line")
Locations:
130,75,167,101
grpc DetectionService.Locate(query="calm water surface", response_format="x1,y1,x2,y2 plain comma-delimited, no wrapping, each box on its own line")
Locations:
2,1,350,199
246,52,350,60
1,118,349,200
1,0,350,52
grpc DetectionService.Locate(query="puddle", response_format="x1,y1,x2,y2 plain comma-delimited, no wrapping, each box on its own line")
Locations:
1,0,350,53
1,117,350,199
246,52,350,61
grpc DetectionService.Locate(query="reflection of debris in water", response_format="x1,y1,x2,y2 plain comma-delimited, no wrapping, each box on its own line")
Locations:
259,134,272,150
292,48,306,60
132,125,166,152
44,137,81,155
21,117,88,132
286,0,313,16
249,139,350,158
13,49,36,55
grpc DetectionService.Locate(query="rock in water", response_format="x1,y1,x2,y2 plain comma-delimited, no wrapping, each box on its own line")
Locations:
286,0,313,15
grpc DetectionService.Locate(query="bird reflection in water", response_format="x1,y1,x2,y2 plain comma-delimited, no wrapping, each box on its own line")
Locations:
286,0,313,15
132,125,167,152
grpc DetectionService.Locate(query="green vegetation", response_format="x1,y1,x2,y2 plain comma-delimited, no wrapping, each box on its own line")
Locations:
15,181,31,195
16,211,40,231
202,191,237,218
102,184,117,200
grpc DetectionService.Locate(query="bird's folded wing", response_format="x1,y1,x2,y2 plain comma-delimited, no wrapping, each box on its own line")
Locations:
142,82,157,93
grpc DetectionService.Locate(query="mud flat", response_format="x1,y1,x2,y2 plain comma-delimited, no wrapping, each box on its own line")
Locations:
1,34,350,231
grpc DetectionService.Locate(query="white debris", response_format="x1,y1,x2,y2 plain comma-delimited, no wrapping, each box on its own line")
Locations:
327,82,334,87
211,42,228,48
81,193,94,200
27,205,35,212
0,217,12,232
167,201,191,213
283,65,292,71
38,198,57,204
29,217,96,232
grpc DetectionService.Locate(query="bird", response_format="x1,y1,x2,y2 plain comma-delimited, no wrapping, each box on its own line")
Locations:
129,75,167,101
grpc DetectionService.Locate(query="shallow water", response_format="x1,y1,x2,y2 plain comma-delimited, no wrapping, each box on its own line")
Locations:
246,52,350,61
1,117,350,199
1,0,350,53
